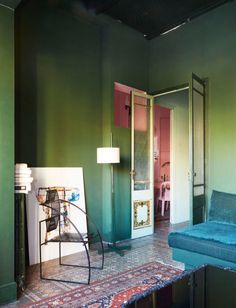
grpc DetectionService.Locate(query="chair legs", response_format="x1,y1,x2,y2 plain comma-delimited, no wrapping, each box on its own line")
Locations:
161,200,165,216
40,242,91,285
39,229,105,285
159,200,170,216
165,201,170,211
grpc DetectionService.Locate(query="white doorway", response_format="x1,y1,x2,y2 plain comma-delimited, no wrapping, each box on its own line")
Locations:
154,105,171,223
114,74,206,239
154,89,190,227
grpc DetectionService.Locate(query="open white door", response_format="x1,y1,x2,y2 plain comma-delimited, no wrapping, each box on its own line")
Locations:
131,91,154,239
189,73,206,225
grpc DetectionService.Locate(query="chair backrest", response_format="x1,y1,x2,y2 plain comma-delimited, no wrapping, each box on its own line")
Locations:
45,189,60,232
159,181,170,201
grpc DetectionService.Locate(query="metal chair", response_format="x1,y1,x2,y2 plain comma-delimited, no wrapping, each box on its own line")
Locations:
39,189,104,284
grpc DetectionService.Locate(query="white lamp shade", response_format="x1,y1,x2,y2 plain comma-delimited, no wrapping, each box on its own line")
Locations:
97,147,120,164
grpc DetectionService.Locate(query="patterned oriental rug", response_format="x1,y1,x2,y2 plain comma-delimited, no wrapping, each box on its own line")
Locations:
23,261,183,307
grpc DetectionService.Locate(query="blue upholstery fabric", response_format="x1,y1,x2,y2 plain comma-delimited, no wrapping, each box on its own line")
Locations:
169,222,236,245
168,190,236,267
168,223,236,263
209,190,236,224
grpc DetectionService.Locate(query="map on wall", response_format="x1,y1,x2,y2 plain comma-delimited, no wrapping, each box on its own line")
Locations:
26,167,87,265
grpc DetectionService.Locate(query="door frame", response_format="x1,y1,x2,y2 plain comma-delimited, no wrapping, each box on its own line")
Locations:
153,84,190,226
189,73,206,224
130,77,206,238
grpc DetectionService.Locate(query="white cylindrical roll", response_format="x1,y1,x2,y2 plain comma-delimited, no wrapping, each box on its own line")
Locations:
15,163,33,194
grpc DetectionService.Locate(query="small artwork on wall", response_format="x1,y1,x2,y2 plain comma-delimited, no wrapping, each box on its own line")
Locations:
26,167,87,265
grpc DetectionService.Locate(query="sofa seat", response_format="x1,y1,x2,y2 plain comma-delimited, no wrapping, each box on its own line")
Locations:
168,221,236,264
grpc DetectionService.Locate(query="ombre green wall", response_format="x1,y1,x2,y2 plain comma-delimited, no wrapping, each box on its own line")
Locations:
0,5,16,305
148,1,236,206
2,0,235,304
15,1,148,241
15,0,104,233
0,0,236,300
15,0,236,250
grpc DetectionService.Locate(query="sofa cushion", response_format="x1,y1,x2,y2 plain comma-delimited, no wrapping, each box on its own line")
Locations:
168,222,236,263
170,222,236,245
209,190,236,224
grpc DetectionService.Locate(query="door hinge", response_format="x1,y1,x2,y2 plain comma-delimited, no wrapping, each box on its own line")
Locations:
130,170,136,179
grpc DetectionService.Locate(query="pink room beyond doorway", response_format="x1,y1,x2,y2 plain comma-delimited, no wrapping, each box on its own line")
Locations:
154,105,171,223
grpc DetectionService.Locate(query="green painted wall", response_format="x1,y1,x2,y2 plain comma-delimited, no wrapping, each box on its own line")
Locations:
15,2,148,241
15,1,103,232
148,1,236,207
14,0,236,248
0,5,16,305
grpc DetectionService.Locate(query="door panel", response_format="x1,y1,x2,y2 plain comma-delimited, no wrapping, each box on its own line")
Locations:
190,74,206,225
193,91,204,185
131,91,154,239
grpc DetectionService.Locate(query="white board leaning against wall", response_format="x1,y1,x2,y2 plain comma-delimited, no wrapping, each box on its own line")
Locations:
26,167,87,265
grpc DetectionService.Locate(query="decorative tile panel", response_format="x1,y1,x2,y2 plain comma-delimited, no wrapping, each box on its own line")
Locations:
133,200,151,229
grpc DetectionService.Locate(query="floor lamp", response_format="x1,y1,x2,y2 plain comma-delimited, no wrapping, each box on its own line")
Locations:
97,147,130,256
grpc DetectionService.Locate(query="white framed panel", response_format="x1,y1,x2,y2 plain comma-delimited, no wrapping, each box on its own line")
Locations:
27,167,87,265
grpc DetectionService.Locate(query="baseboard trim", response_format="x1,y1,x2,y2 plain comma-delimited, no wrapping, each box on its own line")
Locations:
0,281,17,305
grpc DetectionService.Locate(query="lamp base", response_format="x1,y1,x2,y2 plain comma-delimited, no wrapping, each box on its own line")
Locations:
99,242,131,257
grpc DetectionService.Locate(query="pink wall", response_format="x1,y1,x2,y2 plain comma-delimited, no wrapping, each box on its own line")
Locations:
114,83,131,128
154,105,170,185
114,82,145,128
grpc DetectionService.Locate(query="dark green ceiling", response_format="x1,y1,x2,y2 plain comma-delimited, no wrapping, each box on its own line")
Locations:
0,0,232,38
0,0,22,9
80,0,232,39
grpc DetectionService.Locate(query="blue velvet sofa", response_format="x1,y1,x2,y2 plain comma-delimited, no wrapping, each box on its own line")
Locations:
168,190,236,269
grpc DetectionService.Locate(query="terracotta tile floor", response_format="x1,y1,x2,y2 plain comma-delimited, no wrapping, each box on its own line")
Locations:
5,220,184,307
